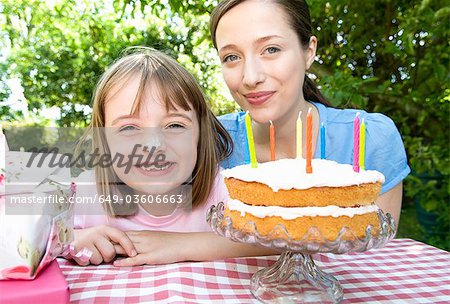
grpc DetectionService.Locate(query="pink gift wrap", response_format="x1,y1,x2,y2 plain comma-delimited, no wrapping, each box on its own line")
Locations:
0,260,69,304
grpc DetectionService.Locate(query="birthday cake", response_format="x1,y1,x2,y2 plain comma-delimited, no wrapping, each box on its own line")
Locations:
221,158,385,241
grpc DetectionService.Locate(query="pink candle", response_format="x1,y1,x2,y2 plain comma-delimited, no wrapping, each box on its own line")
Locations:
353,112,360,172
306,108,313,174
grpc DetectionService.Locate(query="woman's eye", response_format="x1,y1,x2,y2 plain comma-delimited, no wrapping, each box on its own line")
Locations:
223,54,239,63
265,46,280,54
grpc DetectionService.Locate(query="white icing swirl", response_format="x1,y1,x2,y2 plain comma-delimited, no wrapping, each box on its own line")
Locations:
221,158,385,191
228,199,379,219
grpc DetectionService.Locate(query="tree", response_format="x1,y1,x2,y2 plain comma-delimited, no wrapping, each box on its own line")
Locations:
0,0,236,126
308,1,449,249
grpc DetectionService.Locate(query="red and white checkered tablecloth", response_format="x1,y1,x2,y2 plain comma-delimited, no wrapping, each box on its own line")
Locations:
58,238,450,303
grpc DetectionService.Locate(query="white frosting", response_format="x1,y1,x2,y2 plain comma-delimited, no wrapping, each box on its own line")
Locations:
228,199,379,219
221,158,385,191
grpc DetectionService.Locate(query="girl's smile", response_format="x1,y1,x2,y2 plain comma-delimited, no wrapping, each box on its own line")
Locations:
134,161,175,177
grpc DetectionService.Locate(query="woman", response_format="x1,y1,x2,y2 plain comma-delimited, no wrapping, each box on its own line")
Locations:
210,0,410,224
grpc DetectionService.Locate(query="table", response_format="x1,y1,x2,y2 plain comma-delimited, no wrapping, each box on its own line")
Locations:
58,238,450,303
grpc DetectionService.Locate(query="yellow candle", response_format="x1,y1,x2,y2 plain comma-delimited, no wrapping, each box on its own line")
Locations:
296,111,302,159
245,111,258,168
359,118,366,170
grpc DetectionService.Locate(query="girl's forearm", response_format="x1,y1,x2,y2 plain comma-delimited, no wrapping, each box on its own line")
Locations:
182,232,280,261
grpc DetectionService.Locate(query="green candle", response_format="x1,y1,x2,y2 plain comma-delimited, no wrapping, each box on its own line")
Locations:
245,111,258,168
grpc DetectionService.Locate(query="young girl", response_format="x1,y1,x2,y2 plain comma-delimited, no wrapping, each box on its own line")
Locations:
210,0,410,224
71,47,275,266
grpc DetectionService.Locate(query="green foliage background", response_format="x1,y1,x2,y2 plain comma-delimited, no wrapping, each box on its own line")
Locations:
1,0,449,249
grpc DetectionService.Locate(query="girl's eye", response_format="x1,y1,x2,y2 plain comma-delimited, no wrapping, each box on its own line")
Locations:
223,54,239,63
166,123,185,129
265,46,280,54
119,125,139,132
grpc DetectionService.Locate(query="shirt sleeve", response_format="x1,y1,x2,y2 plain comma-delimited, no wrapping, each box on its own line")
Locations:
364,113,410,193
218,112,249,169
203,169,229,209
193,170,229,232
214,171,230,205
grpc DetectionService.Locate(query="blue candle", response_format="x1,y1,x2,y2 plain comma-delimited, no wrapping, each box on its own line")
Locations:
320,122,326,159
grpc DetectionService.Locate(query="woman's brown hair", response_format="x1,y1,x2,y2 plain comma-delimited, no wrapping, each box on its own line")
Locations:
210,0,330,106
82,46,232,216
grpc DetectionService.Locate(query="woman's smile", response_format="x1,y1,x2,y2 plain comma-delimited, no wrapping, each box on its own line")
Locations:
244,91,275,106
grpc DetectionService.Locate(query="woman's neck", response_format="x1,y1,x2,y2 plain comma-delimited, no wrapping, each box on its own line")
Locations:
252,101,319,162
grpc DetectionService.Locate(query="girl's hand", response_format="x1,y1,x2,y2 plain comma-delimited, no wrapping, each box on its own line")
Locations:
72,225,137,266
113,230,186,266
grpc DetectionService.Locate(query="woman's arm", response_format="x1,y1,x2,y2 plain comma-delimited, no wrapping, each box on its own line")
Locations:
113,230,279,266
375,182,403,226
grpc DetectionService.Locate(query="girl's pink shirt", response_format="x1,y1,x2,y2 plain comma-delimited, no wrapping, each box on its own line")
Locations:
73,170,228,232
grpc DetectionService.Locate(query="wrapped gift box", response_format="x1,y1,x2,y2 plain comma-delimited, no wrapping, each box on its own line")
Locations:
0,260,69,304
1,149,75,280
0,147,74,302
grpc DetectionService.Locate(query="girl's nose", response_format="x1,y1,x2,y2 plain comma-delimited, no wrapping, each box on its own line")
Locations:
242,57,265,88
144,130,166,154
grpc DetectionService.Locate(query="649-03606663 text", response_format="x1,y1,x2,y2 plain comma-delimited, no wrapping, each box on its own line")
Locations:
94,194,184,204
7,194,184,205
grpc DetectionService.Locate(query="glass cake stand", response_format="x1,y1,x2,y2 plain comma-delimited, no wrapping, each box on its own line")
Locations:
207,202,396,304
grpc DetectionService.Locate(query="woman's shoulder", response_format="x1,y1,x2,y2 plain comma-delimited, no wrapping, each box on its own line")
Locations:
217,112,250,168
218,111,246,121
317,102,395,127
317,103,409,193
217,111,246,131
323,108,409,201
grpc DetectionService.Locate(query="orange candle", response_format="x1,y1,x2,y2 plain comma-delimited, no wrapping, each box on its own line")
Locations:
306,108,313,173
269,120,275,161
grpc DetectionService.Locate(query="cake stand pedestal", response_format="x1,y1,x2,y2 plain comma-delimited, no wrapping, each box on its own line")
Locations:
250,251,342,303
207,202,396,304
